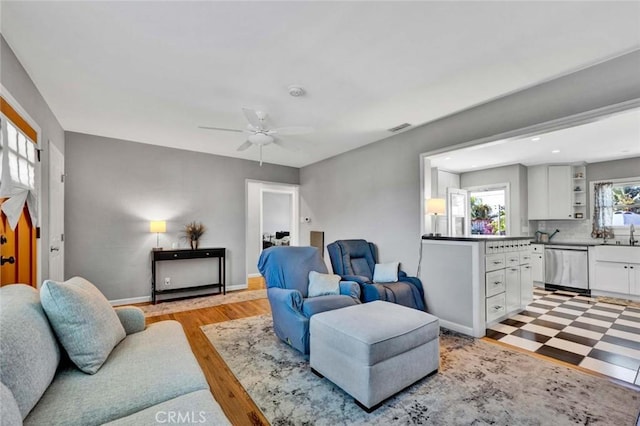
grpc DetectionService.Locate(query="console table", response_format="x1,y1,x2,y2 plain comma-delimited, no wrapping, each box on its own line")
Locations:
151,248,226,304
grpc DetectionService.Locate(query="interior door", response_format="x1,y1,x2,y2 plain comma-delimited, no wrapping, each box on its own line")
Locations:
48,142,64,281
447,188,469,237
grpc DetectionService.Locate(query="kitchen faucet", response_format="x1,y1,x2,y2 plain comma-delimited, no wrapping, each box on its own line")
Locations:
631,224,638,246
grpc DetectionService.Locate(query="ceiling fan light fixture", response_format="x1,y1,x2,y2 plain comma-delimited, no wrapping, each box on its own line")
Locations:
248,132,274,146
288,85,306,97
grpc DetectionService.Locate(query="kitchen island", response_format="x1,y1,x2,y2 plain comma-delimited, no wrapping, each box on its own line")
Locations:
420,235,533,337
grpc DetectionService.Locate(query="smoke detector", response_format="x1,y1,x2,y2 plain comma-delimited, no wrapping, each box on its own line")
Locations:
288,85,306,97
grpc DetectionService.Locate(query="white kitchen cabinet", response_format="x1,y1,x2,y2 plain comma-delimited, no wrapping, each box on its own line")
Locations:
527,164,584,220
590,246,640,296
520,264,533,306
631,265,640,295
592,262,631,294
531,244,545,285
505,266,521,312
420,237,532,338
527,165,548,220
548,166,573,220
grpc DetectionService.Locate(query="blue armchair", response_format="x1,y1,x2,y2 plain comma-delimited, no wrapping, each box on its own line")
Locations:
327,239,425,311
257,246,361,355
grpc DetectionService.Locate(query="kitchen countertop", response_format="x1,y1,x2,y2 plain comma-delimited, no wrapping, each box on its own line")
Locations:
421,236,639,247
421,235,532,242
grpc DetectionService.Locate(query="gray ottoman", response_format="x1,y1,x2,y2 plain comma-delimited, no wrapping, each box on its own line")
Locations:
310,301,439,411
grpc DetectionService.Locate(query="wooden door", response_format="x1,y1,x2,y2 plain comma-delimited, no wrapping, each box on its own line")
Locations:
1,201,37,286
1,97,39,287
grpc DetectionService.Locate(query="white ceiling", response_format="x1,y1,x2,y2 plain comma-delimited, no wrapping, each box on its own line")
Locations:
429,107,640,173
2,1,639,167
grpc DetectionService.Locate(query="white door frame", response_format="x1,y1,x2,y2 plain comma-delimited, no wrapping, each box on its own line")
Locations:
245,180,299,283
48,141,64,281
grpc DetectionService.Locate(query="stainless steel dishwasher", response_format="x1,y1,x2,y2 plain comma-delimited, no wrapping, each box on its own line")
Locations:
545,245,589,290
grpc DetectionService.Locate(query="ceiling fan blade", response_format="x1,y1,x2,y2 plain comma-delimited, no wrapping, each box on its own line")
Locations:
271,126,314,135
273,138,299,152
242,108,263,129
237,140,253,151
198,126,244,133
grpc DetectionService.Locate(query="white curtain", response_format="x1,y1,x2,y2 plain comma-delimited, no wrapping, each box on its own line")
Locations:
0,117,38,230
591,181,614,239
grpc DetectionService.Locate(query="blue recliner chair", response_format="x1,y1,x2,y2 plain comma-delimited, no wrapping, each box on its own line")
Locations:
327,239,425,311
257,246,361,355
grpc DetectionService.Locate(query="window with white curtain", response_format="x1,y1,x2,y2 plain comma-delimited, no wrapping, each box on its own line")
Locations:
591,177,640,238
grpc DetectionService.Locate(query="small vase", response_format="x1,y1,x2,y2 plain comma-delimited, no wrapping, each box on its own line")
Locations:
190,239,199,249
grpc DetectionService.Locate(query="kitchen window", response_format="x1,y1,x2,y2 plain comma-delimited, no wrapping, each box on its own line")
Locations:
591,177,640,237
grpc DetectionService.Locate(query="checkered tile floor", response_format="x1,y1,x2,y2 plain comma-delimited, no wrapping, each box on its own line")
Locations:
486,288,640,384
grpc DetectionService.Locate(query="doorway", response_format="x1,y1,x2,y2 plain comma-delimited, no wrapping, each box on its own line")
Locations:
1,95,40,287
246,181,299,287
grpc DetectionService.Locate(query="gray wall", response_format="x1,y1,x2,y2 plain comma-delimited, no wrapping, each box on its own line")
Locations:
460,164,528,236
1,35,65,281
587,156,640,183
300,51,640,274
65,132,298,301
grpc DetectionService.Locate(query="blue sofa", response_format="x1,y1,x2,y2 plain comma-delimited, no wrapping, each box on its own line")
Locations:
258,246,361,354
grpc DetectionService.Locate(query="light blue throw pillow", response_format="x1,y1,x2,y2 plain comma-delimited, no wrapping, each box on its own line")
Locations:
40,277,126,374
308,271,341,297
373,261,399,283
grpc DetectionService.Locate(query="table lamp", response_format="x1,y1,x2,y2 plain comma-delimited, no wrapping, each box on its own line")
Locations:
426,198,446,237
149,220,166,250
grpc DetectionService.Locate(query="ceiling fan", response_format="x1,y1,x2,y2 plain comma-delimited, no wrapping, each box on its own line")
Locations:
199,108,313,166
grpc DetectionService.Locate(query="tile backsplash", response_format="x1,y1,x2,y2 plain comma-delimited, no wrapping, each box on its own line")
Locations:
532,219,630,244
533,219,595,243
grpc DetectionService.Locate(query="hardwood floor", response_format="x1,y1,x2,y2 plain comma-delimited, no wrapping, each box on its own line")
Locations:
147,297,272,426
247,276,266,290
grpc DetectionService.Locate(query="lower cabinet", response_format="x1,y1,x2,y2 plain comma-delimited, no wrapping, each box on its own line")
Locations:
484,240,532,326
593,261,640,295
486,292,506,323
520,264,533,306
505,266,521,312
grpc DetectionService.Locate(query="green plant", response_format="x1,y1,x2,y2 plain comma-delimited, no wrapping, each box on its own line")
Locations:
471,197,492,220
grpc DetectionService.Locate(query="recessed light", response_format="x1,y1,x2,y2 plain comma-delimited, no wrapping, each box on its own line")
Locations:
471,165,478,168
444,157,452,160
531,137,541,141
551,150,560,154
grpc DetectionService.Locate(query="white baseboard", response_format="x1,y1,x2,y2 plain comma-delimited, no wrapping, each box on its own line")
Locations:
109,296,151,306
227,283,248,292
247,273,262,278
439,319,479,338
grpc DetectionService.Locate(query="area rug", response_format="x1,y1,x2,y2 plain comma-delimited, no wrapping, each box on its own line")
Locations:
139,289,267,317
202,315,640,425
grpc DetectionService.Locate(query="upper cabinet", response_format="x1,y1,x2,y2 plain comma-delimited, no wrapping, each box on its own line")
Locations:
528,164,586,220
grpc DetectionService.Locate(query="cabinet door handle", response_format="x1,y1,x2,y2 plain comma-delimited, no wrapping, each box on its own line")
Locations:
494,281,502,285
624,266,628,269
493,261,501,264
631,266,634,269
494,305,503,311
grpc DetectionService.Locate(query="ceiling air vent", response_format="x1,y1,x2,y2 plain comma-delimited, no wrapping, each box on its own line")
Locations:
388,123,411,132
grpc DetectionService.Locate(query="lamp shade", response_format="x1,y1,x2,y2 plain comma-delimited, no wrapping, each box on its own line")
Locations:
426,198,446,215
149,220,167,233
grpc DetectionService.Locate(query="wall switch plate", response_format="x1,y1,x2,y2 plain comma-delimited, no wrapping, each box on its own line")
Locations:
164,277,171,286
